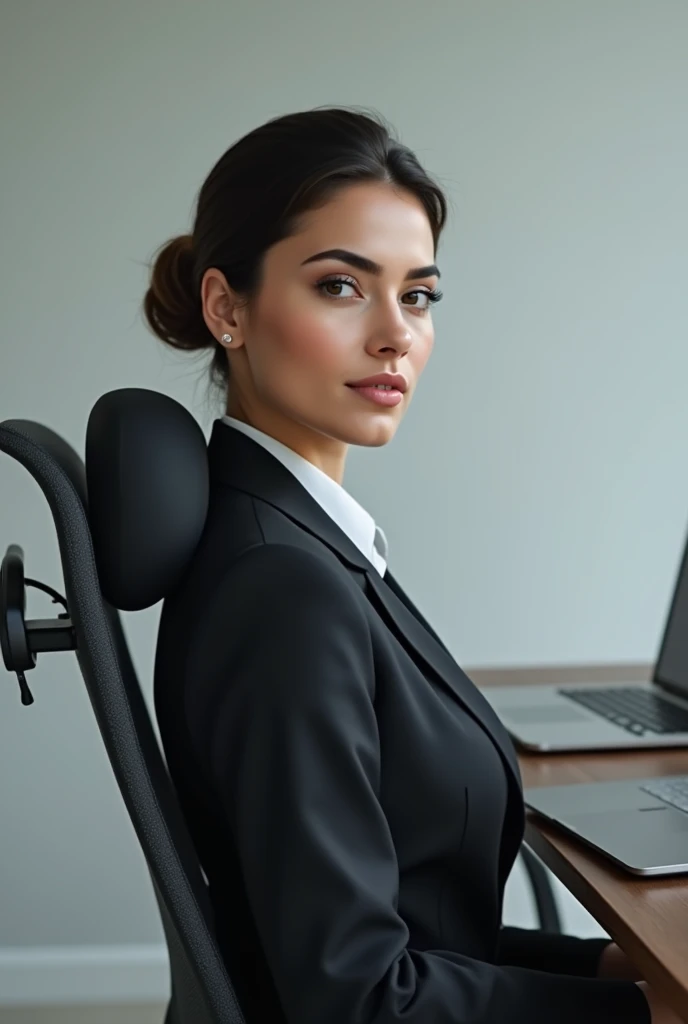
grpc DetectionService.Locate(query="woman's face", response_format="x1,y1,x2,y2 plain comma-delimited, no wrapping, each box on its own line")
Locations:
201,181,440,479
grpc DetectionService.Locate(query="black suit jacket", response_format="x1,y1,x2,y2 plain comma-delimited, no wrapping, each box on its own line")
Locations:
154,422,649,1024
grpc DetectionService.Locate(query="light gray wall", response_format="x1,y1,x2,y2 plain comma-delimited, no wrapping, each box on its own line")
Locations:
1,0,687,995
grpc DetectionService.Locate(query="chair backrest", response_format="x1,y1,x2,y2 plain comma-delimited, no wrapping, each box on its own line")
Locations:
0,389,247,1024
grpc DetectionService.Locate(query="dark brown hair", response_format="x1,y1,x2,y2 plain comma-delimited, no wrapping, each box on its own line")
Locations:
143,105,449,394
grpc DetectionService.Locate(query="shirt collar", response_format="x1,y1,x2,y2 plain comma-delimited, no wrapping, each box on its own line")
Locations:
221,416,388,575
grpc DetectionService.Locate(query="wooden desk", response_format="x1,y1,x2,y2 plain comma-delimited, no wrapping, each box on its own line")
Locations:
472,663,688,1021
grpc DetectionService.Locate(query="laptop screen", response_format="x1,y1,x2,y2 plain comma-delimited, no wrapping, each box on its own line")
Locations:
655,531,688,695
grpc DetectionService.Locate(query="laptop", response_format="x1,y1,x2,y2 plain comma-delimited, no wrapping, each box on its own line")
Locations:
524,774,688,875
482,531,688,751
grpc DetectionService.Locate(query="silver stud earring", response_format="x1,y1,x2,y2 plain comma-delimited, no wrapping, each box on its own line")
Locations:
221,333,233,346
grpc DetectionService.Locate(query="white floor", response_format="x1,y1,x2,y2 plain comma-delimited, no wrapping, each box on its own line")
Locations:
0,1007,165,1024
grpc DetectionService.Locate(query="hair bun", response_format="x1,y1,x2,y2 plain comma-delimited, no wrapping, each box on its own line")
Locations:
143,234,212,352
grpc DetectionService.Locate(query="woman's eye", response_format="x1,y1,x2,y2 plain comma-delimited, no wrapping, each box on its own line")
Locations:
317,277,357,299
316,276,443,312
405,288,444,310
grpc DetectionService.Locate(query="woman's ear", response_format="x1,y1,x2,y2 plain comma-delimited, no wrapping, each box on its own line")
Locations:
200,267,246,348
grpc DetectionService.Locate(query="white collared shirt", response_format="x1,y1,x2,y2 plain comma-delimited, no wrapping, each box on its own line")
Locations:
221,416,388,576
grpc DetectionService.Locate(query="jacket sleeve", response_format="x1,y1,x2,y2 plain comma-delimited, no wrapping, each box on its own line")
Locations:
497,927,611,977
194,543,650,1024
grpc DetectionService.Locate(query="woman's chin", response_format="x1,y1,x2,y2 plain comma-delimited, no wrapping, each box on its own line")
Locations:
346,417,400,448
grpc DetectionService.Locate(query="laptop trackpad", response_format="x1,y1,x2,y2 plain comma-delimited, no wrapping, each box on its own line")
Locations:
563,808,688,873
506,705,591,725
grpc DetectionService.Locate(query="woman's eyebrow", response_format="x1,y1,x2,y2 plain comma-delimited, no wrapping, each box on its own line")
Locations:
301,248,441,281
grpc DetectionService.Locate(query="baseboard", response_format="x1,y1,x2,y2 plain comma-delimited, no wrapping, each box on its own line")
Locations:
0,944,170,1007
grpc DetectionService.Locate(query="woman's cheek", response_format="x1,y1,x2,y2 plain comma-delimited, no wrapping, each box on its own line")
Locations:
284,317,354,372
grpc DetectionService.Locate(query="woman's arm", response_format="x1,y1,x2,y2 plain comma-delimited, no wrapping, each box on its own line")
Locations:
191,543,651,1024
497,927,612,977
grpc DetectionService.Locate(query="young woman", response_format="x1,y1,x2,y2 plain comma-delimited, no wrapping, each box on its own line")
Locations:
145,106,670,1024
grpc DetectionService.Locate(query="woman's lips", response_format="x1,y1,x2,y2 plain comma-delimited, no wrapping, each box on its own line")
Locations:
346,385,404,407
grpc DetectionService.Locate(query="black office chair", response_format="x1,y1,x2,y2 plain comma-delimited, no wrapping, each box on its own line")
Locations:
0,388,560,1024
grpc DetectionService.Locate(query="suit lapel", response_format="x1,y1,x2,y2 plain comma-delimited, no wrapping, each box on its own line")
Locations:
208,421,523,802
366,569,523,797
382,570,454,654
369,568,526,886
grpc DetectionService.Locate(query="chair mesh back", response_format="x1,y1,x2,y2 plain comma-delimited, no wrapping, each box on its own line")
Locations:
0,420,246,1024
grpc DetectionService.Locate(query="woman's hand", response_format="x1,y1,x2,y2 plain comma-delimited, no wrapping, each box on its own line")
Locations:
598,948,684,1023
636,981,684,1024
597,941,644,981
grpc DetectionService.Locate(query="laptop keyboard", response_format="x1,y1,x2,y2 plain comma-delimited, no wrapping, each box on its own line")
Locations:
558,687,688,737
640,776,688,814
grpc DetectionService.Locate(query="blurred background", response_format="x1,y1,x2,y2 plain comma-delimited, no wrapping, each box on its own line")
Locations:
1,0,687,1018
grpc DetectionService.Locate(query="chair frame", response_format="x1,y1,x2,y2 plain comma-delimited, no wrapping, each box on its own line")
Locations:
0,414,561,1023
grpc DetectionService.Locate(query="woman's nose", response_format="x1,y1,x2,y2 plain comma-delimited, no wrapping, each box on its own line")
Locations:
369,308,413,353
